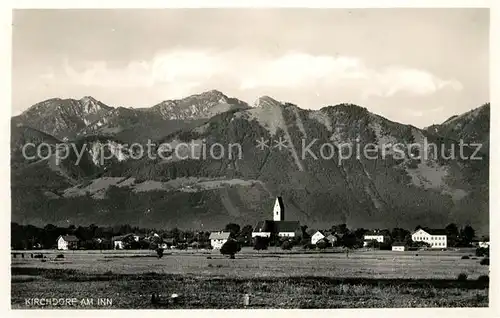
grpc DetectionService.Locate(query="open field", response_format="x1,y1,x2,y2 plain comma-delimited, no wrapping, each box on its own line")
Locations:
11,248,489,309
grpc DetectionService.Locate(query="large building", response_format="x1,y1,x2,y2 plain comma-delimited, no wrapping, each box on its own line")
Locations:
252,197,300,238
411,228,447,249
363,231,390,247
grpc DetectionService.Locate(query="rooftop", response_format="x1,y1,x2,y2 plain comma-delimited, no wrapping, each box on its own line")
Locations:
413,228,447,236
209,232,231,240
59,235,79,242
253,220,300,233
111,233,136,241
392,241,407,247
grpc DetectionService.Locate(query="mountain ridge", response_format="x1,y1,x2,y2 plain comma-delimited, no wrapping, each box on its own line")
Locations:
12,90,250,141
10,91,490,233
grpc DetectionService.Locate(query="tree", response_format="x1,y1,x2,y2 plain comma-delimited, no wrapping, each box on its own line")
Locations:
253,236,269,251
391,228,410,242
409,240,431,249
365,239,380,249
156,247,164,259
238,225,253,246
353,228,368,240
332,224,349,235
316,239,330,250
340,232,358,248
119,224,133,235
445,223,459,236
220,239,241,259
281,240,292,250
224,223,241,238
460,225,475,246
88,224,98,237
380,229,391,237
44,224,57,232
169,227,181,242
476,247,489,257
445,223,460,247
300,225,310,239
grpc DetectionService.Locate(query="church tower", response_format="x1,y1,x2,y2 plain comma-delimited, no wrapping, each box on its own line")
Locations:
273,197,285,221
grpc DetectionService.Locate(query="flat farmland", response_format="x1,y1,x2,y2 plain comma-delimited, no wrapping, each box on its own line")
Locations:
11,248,490,309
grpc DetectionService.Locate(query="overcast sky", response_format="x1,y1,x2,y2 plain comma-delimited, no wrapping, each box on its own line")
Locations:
12,8,488,127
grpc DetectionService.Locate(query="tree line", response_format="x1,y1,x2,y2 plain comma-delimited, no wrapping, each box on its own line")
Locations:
11,222,485,251
10,222,254,250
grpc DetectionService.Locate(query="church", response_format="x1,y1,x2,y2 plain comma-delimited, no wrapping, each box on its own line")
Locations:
252,196,301,238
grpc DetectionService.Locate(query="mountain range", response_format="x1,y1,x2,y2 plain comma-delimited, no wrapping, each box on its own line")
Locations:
10,90,490,234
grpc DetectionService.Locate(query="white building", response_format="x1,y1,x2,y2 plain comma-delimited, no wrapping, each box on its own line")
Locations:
252,197,300,238
411,228,447,249
273,197,285,221
363,231,388,247
311,231,325,245
275,221,300,237
112,233,136,250
391,242,406,251
209,231,230,249
252,220,272,238
479,241,490,248
57,235,79,250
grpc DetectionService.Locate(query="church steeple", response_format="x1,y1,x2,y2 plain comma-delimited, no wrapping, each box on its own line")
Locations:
273,196,285,221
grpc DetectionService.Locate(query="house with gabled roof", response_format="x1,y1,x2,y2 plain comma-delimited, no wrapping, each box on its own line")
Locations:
112,233,136,250
209,231,231,249
411,228,447,249
57,235,79,250
309,230,326,245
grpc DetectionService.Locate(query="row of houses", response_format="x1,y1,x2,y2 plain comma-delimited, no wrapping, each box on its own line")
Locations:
210,197,491,251
305,228,449,250
362,228,489,251
360,228,448,250
56,233,159,250
58,197,489,252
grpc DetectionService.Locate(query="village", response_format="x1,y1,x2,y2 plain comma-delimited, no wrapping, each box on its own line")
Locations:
13,197,489,256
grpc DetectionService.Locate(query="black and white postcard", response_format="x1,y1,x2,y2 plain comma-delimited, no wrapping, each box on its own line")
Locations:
4,3,496,316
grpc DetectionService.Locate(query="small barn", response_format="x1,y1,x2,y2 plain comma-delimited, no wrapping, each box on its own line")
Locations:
57,235,79,250
209,231,230,249
392,242,407,251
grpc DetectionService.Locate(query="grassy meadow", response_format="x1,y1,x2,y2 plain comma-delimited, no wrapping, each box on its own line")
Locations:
11,247,489,309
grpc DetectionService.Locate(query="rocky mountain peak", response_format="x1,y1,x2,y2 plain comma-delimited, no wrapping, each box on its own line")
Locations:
78,96,110,114
253,96,282,108
10,92,490,232
80,96,98,103
151,90,247,120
